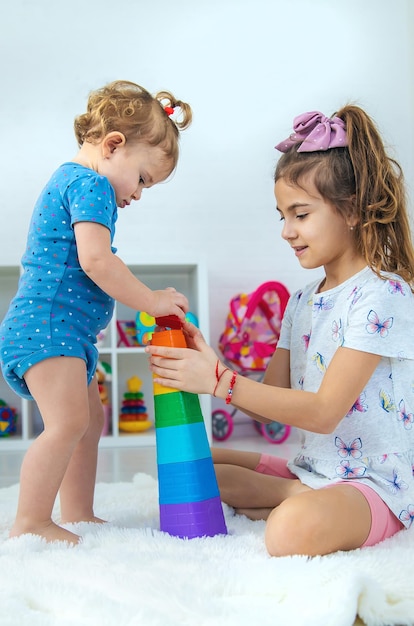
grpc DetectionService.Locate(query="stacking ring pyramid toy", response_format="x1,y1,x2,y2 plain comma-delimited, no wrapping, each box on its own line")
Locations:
151,316,228,539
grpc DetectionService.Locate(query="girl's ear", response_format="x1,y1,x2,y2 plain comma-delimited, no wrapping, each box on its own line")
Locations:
102,132,126,157
345,196,359,229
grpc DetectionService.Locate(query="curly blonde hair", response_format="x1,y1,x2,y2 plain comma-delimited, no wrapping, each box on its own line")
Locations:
274,105,414,287
74,80,192,170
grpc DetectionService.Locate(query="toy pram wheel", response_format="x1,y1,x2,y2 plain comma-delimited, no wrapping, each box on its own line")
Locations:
212,409,234,441
260,422,290,444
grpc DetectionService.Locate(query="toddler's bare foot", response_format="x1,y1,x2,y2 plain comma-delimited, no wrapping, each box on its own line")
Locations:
9,520,81,545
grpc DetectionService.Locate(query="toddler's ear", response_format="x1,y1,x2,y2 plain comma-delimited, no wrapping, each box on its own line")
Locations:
102,132,126,156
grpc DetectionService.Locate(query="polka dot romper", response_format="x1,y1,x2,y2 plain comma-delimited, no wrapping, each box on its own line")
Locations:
0,163,118,399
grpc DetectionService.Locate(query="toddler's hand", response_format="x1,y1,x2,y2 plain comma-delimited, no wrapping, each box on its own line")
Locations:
150,288,189,320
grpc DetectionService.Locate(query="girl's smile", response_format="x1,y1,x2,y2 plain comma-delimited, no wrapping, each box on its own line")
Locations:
292,245,308,257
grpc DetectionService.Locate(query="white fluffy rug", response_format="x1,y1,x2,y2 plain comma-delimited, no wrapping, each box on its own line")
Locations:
0,473,413,626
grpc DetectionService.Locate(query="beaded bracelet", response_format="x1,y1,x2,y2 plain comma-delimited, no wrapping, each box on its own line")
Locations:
225,371,237,405
213,359,229,397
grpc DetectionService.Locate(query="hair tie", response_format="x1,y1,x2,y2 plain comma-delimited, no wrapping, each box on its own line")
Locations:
164,106,174,116
275,111,348,153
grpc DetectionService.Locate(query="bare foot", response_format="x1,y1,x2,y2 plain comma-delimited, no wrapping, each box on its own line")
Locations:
9,520,81,545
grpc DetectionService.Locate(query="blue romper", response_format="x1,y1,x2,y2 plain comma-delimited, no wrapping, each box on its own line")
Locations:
0,163,118,399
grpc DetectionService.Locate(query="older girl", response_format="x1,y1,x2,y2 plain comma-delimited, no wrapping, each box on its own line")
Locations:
147,106,414,557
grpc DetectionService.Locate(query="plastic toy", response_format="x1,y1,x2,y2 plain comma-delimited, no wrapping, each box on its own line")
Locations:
97,361,111,404
119,375,152,433
151,316,227,539
135,311,157,345
97,361,112,436
213,281,291,444
183,311,198,327
117,320,139,347
212,405,291,443
0,399,18,436
136,311,199,345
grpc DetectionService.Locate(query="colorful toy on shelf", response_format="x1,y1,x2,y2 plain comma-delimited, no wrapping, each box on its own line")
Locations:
97,361,112,436
117,320,140,347
119,375,152,433
151,316,227,539
136,311,199,345
0,399,18,436
183,311,198,327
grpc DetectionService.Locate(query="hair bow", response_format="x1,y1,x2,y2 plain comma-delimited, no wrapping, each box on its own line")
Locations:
275,111,348,153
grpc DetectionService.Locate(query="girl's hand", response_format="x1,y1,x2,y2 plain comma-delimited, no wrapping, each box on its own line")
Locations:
145,322,220,395
150,287,189,320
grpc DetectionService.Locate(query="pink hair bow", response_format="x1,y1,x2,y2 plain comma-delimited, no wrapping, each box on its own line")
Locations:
275,111,348,153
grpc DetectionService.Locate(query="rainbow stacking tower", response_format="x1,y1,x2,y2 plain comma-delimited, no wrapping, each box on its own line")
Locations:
151,317,228,539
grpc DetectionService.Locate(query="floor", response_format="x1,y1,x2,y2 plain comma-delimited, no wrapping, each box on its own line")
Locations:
0,419,301,488
0,424,365,625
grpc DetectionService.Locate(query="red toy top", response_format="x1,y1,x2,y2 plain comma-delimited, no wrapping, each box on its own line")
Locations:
155,315,184,330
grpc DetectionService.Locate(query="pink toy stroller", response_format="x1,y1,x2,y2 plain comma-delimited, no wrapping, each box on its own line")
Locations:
212,281,291,444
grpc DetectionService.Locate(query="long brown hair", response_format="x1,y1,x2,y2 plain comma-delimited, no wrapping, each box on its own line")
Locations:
274,105,414,287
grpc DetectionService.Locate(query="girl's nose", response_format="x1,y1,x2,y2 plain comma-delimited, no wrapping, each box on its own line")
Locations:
131,188,142,201
281,220,295,241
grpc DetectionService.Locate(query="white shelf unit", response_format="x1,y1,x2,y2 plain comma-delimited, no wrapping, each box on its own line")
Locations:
0,261,211,450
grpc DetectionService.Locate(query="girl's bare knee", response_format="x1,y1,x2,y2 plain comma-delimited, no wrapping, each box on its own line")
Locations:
62,418,90,442
265,504,296,556
70,404,104,446
264,498,319,557
49,410,90,443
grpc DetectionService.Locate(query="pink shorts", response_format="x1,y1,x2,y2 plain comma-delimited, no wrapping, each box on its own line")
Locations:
256,453,404,547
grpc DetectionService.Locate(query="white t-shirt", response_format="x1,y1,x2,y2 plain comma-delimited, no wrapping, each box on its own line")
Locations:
278,266,414,528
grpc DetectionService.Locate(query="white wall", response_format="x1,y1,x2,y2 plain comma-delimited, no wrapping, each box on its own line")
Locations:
1,0,413,370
